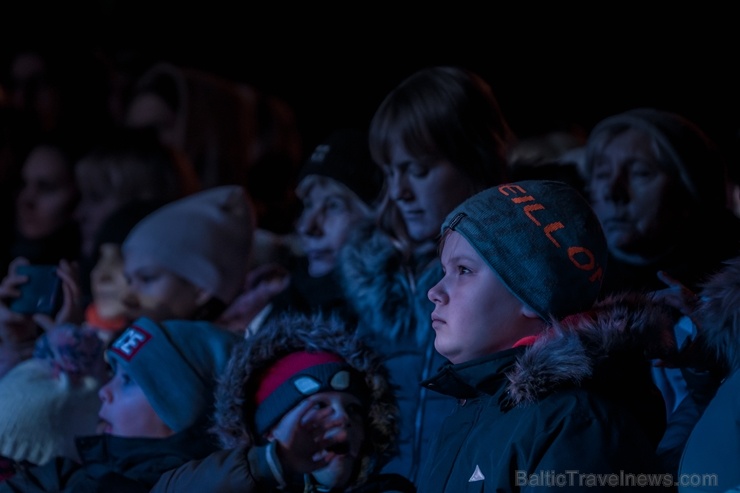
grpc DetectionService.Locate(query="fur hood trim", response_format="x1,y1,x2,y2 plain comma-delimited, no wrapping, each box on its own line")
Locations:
506,291,677,405
211,312,399,480
694,256,740,372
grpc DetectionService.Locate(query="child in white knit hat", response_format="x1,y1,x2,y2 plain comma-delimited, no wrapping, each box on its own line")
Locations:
120,184,255,324
0,317,240,491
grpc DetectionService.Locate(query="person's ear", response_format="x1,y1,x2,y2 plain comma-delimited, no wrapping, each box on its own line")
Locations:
520,304,541,320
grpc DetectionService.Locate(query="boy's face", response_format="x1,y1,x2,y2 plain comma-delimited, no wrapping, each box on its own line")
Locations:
268,391,365,490
428,231,530,364
97,364,173,438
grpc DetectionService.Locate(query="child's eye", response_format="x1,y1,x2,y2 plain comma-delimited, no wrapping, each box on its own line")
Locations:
457,265,471,275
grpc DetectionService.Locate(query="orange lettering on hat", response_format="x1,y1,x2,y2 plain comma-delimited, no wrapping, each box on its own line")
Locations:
497,183,603,285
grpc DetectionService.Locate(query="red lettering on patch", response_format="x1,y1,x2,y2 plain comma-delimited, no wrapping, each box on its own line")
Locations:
109,325,152,361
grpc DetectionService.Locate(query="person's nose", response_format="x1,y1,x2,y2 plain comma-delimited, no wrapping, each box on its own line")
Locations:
388,171,412,202
603,170,630,203
98,382,112,403
428,278,448,305
296,207,323,237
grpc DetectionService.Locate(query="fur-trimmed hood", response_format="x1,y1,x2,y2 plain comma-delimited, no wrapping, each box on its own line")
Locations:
693,256,740,373
506,291,677,405
426,291,676,445
211,312,400,483
338,219,440,344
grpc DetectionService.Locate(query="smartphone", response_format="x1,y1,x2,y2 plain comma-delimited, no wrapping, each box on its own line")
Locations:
8,264,63,316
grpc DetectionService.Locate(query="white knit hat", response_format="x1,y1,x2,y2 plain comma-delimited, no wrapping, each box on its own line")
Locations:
0,358,102,465
122,185,255,304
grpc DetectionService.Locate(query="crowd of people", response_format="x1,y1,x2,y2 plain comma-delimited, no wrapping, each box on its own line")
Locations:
0,44,738,492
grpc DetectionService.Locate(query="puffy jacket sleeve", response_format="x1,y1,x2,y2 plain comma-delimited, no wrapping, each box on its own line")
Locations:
150,445,294,493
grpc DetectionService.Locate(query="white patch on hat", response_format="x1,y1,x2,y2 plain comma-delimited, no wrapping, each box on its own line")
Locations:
310,144,331,164
330,370,350,390
294,376,321,395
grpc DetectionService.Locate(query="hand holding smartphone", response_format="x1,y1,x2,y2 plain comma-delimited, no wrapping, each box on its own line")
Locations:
8,265,63,317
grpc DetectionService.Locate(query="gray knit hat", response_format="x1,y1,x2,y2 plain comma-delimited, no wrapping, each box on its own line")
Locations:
441,180,607,320
585,107,727,210
121,185,255,304
107,317,240,433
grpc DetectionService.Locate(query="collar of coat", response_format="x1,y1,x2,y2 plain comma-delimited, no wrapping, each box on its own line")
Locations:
423,291,678,407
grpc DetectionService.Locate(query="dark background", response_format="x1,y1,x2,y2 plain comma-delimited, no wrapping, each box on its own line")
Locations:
4,2,740,161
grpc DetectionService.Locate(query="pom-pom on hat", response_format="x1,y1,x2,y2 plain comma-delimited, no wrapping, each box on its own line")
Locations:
121,185,255,304
441,180,607,321
253,351,369,436
106,317,240,433
297,129,383,206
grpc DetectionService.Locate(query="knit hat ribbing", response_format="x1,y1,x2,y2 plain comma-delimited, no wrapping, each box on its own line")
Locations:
107,317,240,433
442,180,607,320
121,185,255,304
0,359,102,465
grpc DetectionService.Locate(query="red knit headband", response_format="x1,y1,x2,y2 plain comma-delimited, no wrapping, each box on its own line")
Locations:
255,351,344,405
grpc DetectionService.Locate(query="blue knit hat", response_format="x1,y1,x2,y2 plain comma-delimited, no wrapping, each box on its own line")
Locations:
441,180,607,320
107,317,240,433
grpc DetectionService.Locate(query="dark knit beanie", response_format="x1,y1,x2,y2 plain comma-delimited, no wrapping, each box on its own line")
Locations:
253,351,369,436
441,180,607,321
298,129,383,205
107,317,240,433
586,107,727,210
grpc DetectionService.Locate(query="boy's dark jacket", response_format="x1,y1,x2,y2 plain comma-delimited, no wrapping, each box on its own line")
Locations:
416,292,676,492
0,424,217,493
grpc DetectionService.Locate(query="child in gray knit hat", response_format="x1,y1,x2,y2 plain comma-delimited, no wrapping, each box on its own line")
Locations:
0,317,240,491
121,184,255,324
417,179,672,492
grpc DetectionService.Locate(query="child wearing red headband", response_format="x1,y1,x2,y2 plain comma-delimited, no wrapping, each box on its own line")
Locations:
151,312,415,492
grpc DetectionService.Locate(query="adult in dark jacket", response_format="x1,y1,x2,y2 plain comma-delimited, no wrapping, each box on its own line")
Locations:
0,317,239,492
419,180,669,492
583,107,740,474
338,65,515,484
679,255,740,492
151,312,415,492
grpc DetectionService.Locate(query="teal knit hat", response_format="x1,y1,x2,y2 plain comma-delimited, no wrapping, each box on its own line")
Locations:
441,180,607,320
107,317,240,433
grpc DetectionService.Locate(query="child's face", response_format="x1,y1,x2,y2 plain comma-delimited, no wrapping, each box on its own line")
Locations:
268,391,365,490
428,231,528,364
122,250,207,322
97,364,174,438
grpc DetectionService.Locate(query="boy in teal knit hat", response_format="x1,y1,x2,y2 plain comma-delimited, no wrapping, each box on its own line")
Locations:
418,180,672,492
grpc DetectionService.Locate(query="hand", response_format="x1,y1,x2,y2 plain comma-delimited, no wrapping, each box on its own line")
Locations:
32,259,85,332
269,397,347,475
653,270,699,317
0,257,39,347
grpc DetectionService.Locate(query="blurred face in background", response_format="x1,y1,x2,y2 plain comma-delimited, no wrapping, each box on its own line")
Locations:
91,243,129,321
384,143,475,243
15,144,78,239
296,176,370,277
587,128,687,261
122,250,208,321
